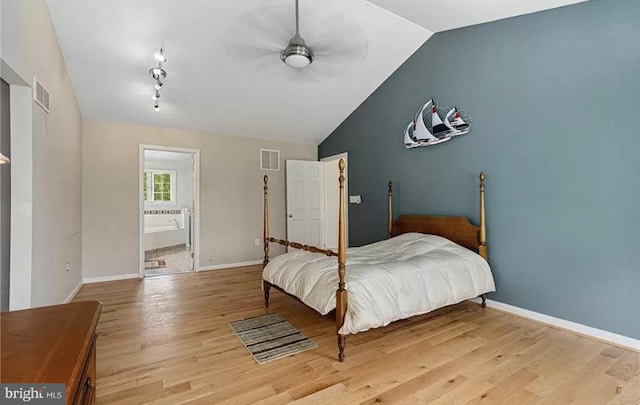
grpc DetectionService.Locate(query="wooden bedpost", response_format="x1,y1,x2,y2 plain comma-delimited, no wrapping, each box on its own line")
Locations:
478,172,487,261
387,181,393,239
263,175,270,269
478,173,488,309
336,159,347,362
263,175,271,308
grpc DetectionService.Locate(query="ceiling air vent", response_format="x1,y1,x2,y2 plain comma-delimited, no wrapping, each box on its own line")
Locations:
33,77,50,113
260,149,280,171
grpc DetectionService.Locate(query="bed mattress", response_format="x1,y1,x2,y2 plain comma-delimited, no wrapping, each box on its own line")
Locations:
263,233,496,335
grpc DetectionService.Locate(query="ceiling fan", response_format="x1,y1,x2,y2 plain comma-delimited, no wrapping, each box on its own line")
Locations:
280,0,314,69
223,0,369,79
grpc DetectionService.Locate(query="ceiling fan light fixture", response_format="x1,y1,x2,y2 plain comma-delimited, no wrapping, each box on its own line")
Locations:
281,44,313,69
279,0,314,69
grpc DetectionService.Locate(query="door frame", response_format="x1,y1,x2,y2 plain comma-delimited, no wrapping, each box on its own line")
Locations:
320,153,349,248
2,59,33,310
138,145,200,279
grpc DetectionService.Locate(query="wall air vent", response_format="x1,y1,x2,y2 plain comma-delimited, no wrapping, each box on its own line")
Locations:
33,77,50,113
260,149,280,171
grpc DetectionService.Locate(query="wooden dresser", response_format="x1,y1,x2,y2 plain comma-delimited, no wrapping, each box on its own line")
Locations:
1,301,103,404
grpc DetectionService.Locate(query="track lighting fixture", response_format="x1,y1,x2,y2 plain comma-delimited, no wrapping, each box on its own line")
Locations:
149,48,167,111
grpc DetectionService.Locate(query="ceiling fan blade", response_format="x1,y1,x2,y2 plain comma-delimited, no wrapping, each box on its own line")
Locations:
305,15,369,64
223,5,296,65
238,5,295,46
224,6,295,52
230,53,279,72
313,41,369,66
223,40,279,65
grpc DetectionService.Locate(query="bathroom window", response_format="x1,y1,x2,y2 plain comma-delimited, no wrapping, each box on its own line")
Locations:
144,170,176,204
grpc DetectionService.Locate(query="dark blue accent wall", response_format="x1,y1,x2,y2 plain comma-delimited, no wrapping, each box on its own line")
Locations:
319,0,640,339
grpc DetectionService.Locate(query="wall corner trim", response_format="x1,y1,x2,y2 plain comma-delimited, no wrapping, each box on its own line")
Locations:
477,298,640,352
83,273,140,284
198,260,263,272
64,281,83,303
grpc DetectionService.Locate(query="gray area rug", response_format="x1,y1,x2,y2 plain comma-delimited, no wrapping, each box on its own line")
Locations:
229,313,317,364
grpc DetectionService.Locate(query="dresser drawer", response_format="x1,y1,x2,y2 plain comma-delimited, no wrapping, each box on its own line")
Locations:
73,335,97,405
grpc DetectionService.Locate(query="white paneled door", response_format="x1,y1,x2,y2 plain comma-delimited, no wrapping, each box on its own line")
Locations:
286,160,325,248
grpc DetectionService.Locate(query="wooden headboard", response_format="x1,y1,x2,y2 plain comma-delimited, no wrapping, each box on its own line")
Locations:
387,173,487,259
391,215,481,252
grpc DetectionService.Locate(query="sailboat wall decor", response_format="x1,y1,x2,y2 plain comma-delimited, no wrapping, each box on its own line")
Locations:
403,98,472,149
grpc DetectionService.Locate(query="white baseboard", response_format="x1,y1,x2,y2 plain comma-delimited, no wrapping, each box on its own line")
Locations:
479,298,639,352
198,260,262,272
64,281,83,303
83,273,140,284
82,261,262,284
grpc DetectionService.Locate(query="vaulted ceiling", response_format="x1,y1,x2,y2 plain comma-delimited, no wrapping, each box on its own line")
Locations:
46,0,588,144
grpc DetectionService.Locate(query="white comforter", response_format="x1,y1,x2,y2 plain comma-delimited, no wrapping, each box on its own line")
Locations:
263,233,496,335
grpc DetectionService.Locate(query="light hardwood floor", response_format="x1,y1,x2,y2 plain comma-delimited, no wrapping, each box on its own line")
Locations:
73,265,639,404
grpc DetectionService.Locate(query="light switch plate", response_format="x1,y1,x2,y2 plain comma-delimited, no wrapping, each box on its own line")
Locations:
349,195,362,205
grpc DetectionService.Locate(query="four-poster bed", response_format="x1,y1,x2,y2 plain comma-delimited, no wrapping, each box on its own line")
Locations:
262,159,495,362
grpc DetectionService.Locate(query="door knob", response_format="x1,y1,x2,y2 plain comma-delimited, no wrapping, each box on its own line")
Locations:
288,214,293,218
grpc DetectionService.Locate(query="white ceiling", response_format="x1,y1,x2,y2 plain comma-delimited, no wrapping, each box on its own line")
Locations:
46,0,588,145
369,0,589,33
46,0,431,145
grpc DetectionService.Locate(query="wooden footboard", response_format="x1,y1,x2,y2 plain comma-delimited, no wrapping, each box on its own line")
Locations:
266,238,337,257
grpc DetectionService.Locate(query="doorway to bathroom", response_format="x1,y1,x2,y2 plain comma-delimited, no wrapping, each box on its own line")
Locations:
139,145,200,278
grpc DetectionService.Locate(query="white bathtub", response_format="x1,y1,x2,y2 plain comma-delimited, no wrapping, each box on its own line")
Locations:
146,224,180,233
144,211,189,251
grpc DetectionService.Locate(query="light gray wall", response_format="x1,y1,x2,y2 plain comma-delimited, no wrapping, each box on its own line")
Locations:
0,79,10,311
82,120,317,279
320,0,640,339
144,157,193,211
1,0,83,307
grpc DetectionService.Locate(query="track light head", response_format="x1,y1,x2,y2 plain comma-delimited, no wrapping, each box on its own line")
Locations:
154,49,166,63
149,67,167,80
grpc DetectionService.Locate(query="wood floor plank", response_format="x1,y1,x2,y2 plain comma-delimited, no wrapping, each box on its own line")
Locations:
290,383,349,404
463,368,538,404
607,372,640,405
392,374,470,404
71,265,638,404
